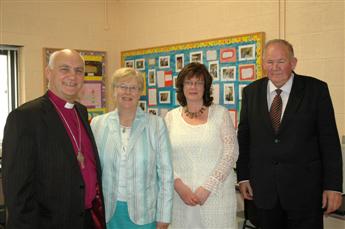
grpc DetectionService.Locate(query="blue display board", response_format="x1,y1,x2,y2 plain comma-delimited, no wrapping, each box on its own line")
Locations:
121,32,265,128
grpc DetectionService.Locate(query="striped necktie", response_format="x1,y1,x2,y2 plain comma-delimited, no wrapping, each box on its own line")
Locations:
270,89,282,133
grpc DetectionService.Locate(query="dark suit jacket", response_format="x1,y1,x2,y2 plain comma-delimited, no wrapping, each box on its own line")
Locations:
2,93,106,229
237,73,343,210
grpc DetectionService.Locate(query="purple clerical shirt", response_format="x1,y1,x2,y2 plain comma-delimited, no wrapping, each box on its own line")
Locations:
48,90,97,209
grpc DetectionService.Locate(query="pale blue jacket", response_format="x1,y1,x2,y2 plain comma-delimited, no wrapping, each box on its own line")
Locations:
90,108,173,225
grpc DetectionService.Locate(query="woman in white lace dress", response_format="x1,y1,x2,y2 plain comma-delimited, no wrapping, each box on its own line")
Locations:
165,63,239,229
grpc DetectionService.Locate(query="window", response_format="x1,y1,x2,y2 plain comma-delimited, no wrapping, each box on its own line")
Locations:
0,46,19,145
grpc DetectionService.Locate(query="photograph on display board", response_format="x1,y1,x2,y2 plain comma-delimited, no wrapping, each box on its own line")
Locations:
221,66,236,81
135,58,145,70
208,61,219,81
125,60,134,68
239,43,256,61
159,56,170,68
190,51,203,63
223,83,235,105
148,69,156,86
84,55,103,77
175,54,184,72
159,91,171,104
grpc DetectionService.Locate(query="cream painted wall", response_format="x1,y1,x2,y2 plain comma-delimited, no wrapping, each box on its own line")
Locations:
1,0,344,139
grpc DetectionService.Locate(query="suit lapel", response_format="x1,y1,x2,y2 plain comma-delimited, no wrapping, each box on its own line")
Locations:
258,78,275,133
41,95,82,176
279,74,305,133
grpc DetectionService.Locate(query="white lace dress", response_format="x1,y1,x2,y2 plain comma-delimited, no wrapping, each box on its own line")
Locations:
165,104,239,229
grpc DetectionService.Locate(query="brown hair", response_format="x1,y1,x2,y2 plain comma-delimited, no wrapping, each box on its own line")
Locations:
176,62,213,107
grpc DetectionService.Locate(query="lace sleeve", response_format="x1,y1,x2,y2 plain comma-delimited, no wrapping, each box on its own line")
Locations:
202,108,239,192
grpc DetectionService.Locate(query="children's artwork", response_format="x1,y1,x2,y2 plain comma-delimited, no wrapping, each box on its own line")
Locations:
239,64,256,81
121,32,264,128
79,81,103,108
220,48,236,62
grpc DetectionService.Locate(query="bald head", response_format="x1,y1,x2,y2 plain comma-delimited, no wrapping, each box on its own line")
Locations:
48,49,84,70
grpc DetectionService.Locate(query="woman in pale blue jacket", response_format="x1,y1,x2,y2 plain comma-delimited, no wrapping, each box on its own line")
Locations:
91,68,173,229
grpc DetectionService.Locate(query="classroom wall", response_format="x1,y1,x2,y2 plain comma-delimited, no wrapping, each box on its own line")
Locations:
1,0,344,139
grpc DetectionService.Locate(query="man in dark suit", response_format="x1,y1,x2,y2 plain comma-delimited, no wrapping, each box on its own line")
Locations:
2,49,105,229
237,39,343,228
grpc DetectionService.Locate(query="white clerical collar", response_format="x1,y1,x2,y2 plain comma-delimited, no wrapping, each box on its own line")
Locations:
64,102,75,109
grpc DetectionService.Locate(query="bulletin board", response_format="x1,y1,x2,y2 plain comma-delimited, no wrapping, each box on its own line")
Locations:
121,32,265,128
43,48,107,119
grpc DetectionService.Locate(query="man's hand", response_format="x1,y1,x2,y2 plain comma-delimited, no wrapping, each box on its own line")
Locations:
194,186,211,205
239,181,253,200
156,222,169,229
322,190,342,215
174,179,200,206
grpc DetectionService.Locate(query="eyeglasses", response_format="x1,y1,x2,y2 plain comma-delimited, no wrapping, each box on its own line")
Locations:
116,84,141,93
184,80,205,87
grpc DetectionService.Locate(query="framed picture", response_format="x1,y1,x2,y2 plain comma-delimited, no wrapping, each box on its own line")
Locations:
223,83,235,105
79,81,103,108
208,61,219,81
159,56,170,68
138,100,147,112
175,54,184,72
148,69,156,86
206,49,217,61
148,108,158,115
125,60,134,68
221,66,236,81
148,58,156,66
229,109,237,129
135,58,145,70
239,44,256,61
148,88,157,106
190,51,203,63
239,64,255,81
220,48,236,62
159,91,171,104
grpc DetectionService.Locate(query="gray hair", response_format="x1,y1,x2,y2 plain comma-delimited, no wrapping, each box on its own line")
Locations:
263,39,295,59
